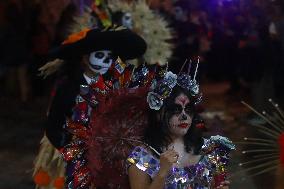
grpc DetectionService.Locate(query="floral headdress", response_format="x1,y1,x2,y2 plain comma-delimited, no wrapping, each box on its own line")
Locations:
147,60,202,110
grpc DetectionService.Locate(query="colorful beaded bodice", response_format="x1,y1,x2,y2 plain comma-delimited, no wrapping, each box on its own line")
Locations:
127,136,235,189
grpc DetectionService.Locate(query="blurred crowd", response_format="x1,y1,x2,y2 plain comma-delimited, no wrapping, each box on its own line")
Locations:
153,0,284,111
0,0,284,110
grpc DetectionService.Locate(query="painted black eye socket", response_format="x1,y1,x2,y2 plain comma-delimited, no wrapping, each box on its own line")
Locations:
169,104,183,114
184,105,193,115
168,104,193,115
94,52,105,59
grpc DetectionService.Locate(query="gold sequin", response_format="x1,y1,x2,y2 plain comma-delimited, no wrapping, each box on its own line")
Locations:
127,158,135,164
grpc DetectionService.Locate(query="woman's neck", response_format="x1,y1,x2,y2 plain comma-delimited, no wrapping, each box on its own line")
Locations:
172,137,183,143
168,137,201,167
167,137,184,151
169,133,184,141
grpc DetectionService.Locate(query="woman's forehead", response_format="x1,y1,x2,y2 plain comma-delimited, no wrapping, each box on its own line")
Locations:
174,93,190,105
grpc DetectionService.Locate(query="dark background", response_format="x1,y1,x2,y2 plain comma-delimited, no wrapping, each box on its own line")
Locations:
1,0,283,188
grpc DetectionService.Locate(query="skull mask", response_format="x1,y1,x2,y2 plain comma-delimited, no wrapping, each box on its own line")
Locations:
88,50,115,75
122,12,133,29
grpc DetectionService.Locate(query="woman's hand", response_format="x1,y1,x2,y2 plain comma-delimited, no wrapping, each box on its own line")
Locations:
216,180,230,189
157,149,179,178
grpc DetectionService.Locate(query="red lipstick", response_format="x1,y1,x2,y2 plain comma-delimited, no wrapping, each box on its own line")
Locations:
178,123,188,128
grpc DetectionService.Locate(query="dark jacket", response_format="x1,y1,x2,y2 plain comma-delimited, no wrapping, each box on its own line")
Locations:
45,72,86,149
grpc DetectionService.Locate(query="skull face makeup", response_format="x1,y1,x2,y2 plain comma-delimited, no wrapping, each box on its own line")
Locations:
168,93,193,137
88,50,116,74
122,12,133,29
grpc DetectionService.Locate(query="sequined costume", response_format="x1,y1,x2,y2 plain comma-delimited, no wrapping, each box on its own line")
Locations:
62,64,158,188
127,136,235,189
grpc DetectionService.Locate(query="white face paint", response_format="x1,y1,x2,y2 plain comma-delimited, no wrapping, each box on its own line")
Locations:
122,12,133,29
168,93,193,137
88,50,115,74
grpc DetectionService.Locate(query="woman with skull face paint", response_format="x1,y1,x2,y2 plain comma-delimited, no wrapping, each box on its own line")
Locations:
127,71,235,189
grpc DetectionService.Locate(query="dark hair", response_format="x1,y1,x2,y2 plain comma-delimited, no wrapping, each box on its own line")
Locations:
144,86,203,155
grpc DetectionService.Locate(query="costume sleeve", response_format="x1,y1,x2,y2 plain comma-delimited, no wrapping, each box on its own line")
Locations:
45,79,79,149
127,146,160,179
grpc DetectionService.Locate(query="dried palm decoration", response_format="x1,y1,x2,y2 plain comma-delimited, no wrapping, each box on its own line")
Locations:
237,99,284,178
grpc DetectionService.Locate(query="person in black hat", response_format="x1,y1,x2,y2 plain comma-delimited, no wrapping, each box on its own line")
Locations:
45,26,147,149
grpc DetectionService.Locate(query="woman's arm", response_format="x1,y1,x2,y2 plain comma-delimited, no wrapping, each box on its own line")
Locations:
128,165,166,189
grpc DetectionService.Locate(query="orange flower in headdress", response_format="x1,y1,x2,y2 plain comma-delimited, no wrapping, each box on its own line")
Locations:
62,28,91,45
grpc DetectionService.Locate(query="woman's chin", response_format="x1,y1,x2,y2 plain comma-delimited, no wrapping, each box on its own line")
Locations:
171,127,189,137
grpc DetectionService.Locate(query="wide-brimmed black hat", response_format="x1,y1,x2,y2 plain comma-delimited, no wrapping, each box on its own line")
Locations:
49,27,147,60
